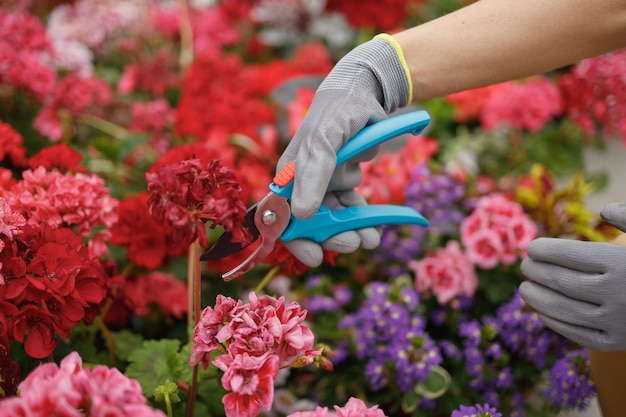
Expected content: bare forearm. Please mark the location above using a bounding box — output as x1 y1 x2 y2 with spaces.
394 0 626 101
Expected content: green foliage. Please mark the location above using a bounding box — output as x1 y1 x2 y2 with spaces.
126 339 187 397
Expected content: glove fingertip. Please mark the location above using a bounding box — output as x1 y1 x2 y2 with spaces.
600 202 626 233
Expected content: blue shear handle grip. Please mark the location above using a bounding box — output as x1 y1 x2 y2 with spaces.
269 110 431 198
336 110 430 166
279 205 429 242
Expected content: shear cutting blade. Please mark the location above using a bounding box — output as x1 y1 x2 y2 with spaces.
199 205 259 261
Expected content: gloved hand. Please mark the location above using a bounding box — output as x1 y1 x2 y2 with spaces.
277 34 413 267
519 202 626 351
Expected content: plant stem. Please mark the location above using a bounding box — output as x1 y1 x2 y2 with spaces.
76 114 129 139
254 265 280 294
178 0 194 69
165 391 174 417
186 239 201 417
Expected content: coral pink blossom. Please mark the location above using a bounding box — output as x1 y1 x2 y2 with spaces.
480 77 564 132
446 83 512 122
191 293 322 417
217 352 280 417
334 397 388 417
0 197 26 247
409 241 478 305
1 351 166 416
286 397 388 417
4 167 118 238
460 193 537 269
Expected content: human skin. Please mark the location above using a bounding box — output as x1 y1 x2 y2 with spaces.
393 0 626 102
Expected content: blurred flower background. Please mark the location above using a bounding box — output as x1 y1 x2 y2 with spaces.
1 1 625 416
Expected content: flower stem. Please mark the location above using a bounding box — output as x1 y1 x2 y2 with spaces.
76 113 129 139
165 391 174 417
186 239 201 417
254 265 280 294
178 0 194 69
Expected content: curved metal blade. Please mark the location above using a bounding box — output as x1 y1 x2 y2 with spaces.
199 205 259 261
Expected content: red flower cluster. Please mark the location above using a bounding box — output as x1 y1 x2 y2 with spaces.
325 0 416 30
28 143 86 173
1 224 107 359
146 158 251 248
175 42 332 155
0 121 28 168
109 193 188 269
559 49 626 144
123 271 188 319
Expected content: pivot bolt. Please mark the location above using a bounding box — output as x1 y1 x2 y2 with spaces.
261 210 277 226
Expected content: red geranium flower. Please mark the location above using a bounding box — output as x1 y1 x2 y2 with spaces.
146 158 251 248
28 143 86 173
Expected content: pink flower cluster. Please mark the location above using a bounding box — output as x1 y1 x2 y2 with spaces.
409 240 478 305
559 48 626 145
480 77 564 132
1 351 166 417
446 77 564 133
460 193 537 269
3 166 118 252
190 292 322 417
287 397 388 417
0 10 56 99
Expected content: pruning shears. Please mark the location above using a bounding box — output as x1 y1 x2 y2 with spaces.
200 110 431 280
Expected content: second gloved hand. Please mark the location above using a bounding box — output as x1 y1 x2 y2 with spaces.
520 202 626 351
277 34 412 267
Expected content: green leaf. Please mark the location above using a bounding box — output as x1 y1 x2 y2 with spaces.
110 329 145 363
125 339 185 396
416 366 451 399
118 133 149 160
401 390 421 414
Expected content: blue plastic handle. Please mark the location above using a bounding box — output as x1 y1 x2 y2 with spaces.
280 205 428 242
270 110 431 242
270 110 431 199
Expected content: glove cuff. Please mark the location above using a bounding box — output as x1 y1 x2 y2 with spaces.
374 33 413 105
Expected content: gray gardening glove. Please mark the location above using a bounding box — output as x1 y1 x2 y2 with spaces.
519 202 626 351
277 35 412 267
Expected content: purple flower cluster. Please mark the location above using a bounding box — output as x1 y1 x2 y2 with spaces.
450 403 502 417
544 349 595 411
304 274 352 314
373 164 466 277
494 292 569 368
340 281 442 393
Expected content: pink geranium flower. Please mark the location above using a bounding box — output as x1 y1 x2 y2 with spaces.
191 292 322 417
286 397 388 417
409 241 478 305
1 352 166 417
216 352 279 417
460 193 537 269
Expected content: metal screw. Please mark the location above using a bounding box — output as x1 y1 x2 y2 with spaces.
261 210 277 225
